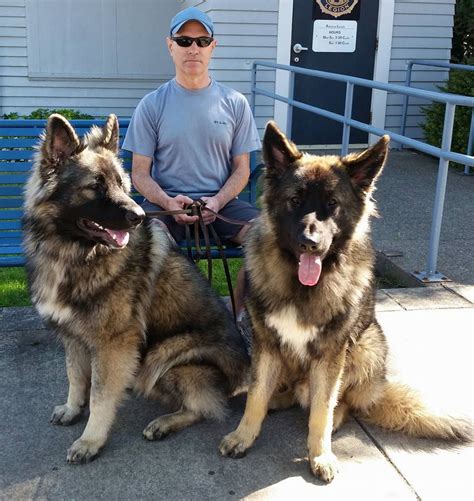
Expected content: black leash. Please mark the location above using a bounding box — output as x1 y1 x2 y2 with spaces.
146 200 250 321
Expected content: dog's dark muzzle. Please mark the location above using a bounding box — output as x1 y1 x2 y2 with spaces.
298 234 324 254
125 205 145 228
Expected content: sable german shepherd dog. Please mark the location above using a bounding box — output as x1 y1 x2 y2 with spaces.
23 114 249 464
219 121 471 482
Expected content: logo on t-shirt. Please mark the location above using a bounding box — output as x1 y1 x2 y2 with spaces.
214 120 228 125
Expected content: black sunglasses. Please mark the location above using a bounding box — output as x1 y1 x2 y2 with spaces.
171 36 214 48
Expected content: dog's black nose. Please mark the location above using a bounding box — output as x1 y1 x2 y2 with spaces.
299 236 321 253
126 207 145 226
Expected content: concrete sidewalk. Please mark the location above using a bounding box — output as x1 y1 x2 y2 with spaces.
1 149 473 499
1 286 473 500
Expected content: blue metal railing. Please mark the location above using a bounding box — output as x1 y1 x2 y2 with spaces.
250 60 474 283
400 60 474 175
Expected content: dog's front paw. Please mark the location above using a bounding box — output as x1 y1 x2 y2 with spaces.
50 404 83 426
309 452 339 483
219 430 254 458
66 438 101 464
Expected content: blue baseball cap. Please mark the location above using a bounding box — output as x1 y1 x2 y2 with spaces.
170 7 214 36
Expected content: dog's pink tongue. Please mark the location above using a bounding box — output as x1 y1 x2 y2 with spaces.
106 229 129 247
298 253 322 286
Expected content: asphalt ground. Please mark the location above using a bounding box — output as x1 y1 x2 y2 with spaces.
1 150 473 500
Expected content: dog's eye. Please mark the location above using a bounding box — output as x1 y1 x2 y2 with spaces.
290 196 301 206
327 198 338 208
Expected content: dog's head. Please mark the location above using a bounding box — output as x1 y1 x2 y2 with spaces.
262 121 389 286
26 114 145 249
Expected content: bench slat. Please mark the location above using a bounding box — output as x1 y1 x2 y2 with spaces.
0 162 33 172
0 256 25 266
0 245 23 254
0 174 29 184
0 187 23 196
0 139 39 148
0 151 35 160
0 128 46 137
0 210 23 220
0 198 23 208
0 233 22 243
0 221 21 230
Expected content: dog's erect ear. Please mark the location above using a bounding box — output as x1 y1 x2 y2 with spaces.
343 135 390 191
263 121 302 174
101 114 120 153
45 114 81 164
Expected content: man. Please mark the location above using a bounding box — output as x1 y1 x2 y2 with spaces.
123 7 261 315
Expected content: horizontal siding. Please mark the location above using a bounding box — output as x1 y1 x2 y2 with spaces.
0 0 458 146
0 0 277 128
392 26 452 38
193 0 278 138
0 1 174 118
394 2 454 14
387 0 455 141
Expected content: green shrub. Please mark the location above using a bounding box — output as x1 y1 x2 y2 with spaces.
3 108 94 120
421 70 474 160
452 0 473 64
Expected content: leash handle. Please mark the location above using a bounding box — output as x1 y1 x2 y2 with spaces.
145 199 251 227
146 199 239 322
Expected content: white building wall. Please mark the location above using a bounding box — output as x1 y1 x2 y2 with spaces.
0 0 456 143
0 0 178 118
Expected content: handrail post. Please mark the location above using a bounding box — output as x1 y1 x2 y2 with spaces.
250 62 257 173
464 110 474 175
399 60 413 150
341 82 354 156
286 70 295 140
250 62 257 117
413 103 456 282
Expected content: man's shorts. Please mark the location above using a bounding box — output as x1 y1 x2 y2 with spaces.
141 198 260 243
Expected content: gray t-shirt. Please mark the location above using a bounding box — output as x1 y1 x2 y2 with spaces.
122 78 261 199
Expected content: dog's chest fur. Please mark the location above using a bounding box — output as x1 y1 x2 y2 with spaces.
34 260 74 325
265 305 319 360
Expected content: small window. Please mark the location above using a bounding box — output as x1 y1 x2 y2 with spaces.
26 0 176 80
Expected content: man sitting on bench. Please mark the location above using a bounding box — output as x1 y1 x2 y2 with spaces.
122 7 261 317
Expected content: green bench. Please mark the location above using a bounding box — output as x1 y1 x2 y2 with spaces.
0 118 261 267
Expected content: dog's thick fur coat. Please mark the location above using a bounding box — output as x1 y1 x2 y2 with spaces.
219 121 471 482
23 114 249 463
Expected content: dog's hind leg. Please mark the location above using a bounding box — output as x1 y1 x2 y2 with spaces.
143 364 227 441
51 338 91 426
268 387 296 411
333 401 350 433
66 336 140 464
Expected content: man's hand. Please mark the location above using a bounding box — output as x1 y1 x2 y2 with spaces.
200 196 222 225
167 195 199 225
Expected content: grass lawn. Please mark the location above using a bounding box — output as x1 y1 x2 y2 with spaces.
0 259 243 308
0 259 405 308
0 267 31 307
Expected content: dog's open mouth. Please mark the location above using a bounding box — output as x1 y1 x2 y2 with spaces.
298 253 322 286
77 219 130 249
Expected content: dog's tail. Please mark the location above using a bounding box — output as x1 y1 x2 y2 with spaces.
359 382 472 442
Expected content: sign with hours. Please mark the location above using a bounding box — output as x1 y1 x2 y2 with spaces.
312 20 357 52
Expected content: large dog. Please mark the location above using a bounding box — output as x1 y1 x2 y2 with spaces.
220 121 471 482
23 114 249 464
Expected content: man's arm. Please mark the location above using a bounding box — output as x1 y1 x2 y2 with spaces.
200 152 250 224
131 153 198 224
